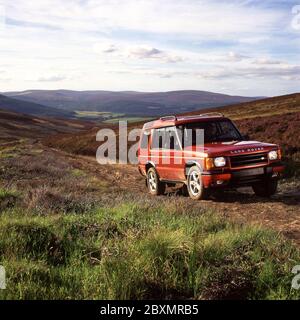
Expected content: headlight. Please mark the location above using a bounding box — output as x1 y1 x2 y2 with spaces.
268 150 278 161
214 157 226 167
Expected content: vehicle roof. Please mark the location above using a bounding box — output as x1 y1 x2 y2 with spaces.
143 113 230 130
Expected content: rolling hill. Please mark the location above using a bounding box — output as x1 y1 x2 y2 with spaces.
43 93 300 161
181 93 300 120
183 93 300 157
4 90 261 116
0 108 92 143
0 94 75 119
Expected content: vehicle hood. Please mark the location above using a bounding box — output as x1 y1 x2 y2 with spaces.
185 140 278 157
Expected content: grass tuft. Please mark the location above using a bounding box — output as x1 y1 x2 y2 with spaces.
0 202 299 300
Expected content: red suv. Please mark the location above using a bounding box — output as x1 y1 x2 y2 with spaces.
138 113 284 200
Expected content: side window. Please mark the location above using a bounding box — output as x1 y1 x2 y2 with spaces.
140 131 149 149
165 127 181 150
151 128 165 149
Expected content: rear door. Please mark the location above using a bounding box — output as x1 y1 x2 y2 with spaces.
162 126 184 181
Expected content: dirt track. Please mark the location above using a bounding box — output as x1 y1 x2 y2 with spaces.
56 148 300 247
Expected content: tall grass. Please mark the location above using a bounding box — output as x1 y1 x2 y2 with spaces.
0 202 299 300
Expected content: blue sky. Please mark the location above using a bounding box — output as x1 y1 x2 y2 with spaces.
0 0 299 96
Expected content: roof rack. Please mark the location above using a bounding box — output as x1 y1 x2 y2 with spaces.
160 115 177 121
160 113 224 122
177 112 224 120
199 112 224 117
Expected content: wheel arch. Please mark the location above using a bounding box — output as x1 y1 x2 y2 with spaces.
145 161 156 173
184 161 203 177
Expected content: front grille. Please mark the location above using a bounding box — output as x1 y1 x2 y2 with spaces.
231 175 264 186
230 152 268 168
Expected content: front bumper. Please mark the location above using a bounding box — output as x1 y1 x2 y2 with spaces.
202 163 284 188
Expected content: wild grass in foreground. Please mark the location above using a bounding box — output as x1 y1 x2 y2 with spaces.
0 200 299 300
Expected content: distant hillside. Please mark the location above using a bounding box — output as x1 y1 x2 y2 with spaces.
0 108 91 143
4 90 260 116
183 93 300 158
44 93 300 162
0 94 74 118
182 93 300 120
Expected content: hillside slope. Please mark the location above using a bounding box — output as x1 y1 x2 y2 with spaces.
0 94 74 118
182 93 300 120
0 108 92 143
183 93 300 155
4 90 260 116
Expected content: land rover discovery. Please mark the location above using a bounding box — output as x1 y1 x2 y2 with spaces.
138 113 284 200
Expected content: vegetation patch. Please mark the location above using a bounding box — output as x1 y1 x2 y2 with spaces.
0 203 299 300
0 188 19 211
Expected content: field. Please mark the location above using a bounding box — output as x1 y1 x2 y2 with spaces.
1 93 300 300
74 110 151 125
0 142 300 300
103 116 153 124
75 111 125 120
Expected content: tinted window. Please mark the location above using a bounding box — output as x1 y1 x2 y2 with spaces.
183 120 242 145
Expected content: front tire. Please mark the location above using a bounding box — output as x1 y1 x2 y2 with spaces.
252 179 278 197
186 166 209 200
147 168 166 196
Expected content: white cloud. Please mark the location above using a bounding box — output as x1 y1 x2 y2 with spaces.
195 64 300 80
5 0 285 39
127 45 184 63
129 46 163 59
227 52 250 62
93 43 118 54
253 58 283 65
38 75 67 82
93 43 185 63
0 0 298 96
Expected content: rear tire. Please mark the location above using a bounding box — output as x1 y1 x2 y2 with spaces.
252 179 278 197
147 167 166 196
186 166 209 200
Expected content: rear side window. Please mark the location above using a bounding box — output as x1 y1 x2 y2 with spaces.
151 128 165 149
165 127 181 150
151 127 181 150
140 132 149 149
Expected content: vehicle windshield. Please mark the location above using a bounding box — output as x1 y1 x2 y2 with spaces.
180 119 242 145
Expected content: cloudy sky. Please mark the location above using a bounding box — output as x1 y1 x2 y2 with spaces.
0 0 299 96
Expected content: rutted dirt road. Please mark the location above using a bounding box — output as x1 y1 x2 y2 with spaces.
57 147 300 247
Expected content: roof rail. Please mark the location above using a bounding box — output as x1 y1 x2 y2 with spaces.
178 112 224 120
199 112 224 117
160 115 177 121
